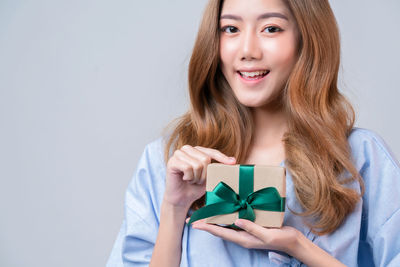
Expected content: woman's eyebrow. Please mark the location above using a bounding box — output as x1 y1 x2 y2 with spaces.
220 12 288 21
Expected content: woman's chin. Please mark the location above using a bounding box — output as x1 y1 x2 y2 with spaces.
236 97 267 108
237 97 285 111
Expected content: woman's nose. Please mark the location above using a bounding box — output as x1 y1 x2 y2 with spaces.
240 31 262 61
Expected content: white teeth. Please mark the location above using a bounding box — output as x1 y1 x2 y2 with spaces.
240 70 269 77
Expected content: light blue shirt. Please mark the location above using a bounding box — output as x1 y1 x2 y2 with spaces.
106 127 400 266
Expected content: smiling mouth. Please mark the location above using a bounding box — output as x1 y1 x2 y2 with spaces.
237 70 270 80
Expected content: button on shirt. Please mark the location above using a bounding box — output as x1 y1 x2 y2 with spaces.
106 127 400 267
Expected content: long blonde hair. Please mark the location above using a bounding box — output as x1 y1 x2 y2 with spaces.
163 0 364 235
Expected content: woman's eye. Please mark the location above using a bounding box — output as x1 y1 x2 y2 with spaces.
263 26 282 33
221 26 239 34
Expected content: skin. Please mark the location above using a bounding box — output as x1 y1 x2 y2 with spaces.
219 0 298 166
150 0 347 266
219 0 298 110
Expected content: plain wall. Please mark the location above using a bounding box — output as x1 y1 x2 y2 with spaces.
0 0 399 266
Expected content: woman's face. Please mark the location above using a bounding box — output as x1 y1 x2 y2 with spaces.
219 0 299 108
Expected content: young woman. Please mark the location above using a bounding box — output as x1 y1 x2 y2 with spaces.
107 0 400 266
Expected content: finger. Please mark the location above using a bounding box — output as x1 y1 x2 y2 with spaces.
181 145 211 165
234 219 268 238
192 221 263 248
185 216 203 224
176 149 204 184
194 146 236 165
189 218 207 226
181 145 210 184
172 151 195 182
192 221 236 235
191 222 228 237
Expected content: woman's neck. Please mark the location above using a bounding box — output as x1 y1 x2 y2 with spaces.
243 106 288 166
250 106 288 148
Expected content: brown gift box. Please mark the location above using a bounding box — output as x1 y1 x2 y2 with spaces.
204 163 286 228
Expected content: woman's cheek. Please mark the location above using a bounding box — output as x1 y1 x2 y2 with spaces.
263 37 297 72
220 39 239 62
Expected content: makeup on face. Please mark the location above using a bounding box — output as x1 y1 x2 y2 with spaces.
218 0 299 108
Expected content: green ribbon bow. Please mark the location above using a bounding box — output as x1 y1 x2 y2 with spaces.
188 165 285 225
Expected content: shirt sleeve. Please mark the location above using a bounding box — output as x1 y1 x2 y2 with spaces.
354 129 400 267
106 138 167 267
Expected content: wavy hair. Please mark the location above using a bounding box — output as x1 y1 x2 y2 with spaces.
163 0 364 235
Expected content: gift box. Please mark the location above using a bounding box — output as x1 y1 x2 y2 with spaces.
189 163 286 228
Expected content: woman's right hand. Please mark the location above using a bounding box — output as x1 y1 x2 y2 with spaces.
163 145 236 210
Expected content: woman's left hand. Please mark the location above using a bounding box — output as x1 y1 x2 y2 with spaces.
189 218 301 255
188 218 347 267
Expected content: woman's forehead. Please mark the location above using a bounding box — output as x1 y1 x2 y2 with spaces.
220 0 292 20
221 0 289 12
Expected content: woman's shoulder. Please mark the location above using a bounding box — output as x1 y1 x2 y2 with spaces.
140 136 168 166
348 129 400 264
128 137 167 191
348 126 390 148
347 127 400 170
126 137 168 210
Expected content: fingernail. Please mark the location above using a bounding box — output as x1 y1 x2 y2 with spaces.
229 157 236 162
234 219 243 227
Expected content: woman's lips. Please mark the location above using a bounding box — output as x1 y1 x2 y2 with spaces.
237 70 270 84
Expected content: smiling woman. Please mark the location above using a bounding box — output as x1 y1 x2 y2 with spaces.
106 0 400 266
219 1 299 109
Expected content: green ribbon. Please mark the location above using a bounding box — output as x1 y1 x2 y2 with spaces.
188 165 285 225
